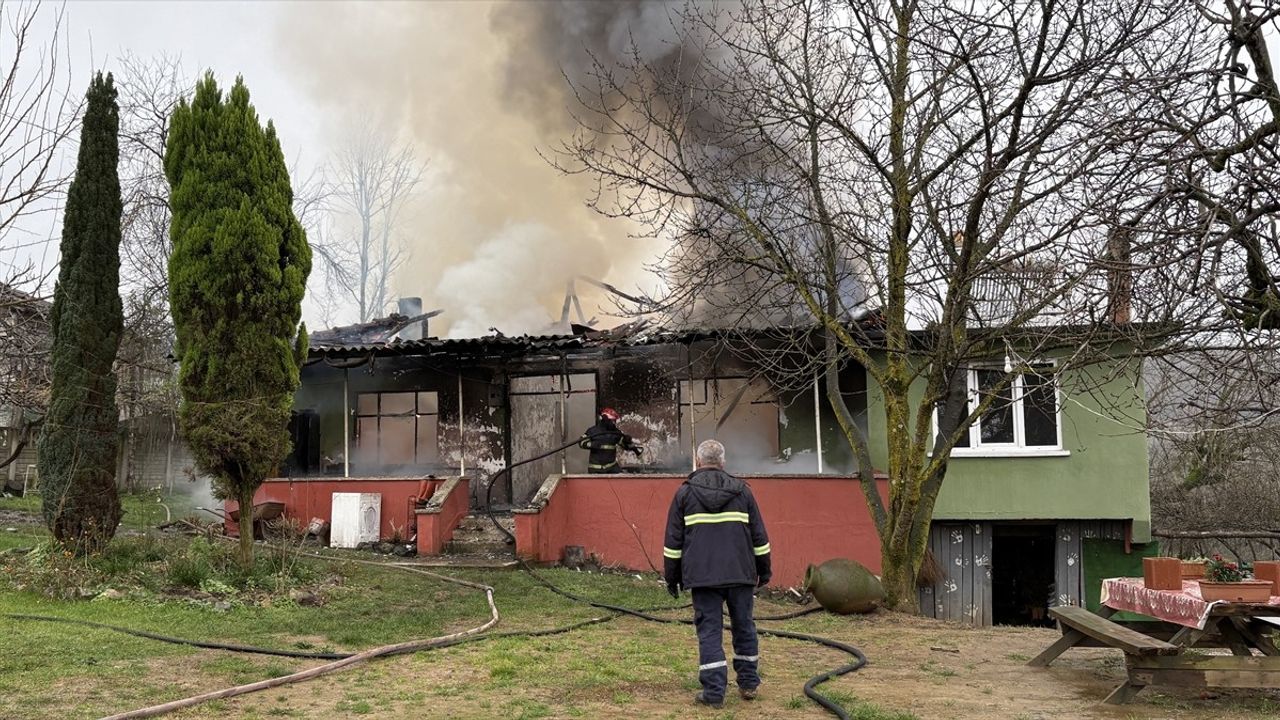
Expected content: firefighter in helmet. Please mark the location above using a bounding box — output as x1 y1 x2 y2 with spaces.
578 407 643 473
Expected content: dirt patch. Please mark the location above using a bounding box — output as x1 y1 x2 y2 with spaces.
143 610 1279 720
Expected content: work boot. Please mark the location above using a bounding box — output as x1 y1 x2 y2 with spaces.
694 692 724 709
739 686 758 701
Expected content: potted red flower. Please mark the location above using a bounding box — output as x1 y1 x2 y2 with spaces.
1197 554 1274 602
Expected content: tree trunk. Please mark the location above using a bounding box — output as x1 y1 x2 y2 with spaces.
881 536 921 612
163 415 175 493
237 484 255 568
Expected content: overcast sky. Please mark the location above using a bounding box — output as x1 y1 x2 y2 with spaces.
13 1 323 292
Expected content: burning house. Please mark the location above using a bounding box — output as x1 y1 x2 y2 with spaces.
231 301 1156 626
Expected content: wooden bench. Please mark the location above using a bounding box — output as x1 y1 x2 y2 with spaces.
1061 620 1228 649
1029 606 1280 704
1029 606 1179 668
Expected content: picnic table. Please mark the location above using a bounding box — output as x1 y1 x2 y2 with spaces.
1028 577 1280 703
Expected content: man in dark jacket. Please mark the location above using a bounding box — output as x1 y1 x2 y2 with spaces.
663 439 771 709
578 407 642 473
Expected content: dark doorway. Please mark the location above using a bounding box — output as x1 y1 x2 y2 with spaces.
992 524 1056 627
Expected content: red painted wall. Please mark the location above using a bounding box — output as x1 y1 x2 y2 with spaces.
514 474 888 588
416 479 471 555
225 477 439 541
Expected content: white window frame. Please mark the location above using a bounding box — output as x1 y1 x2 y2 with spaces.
933 361 1069 458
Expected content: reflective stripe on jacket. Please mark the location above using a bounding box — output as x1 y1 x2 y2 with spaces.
663 467 771 588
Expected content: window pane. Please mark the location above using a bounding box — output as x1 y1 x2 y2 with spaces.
416 414 439 463
356 393 378 415
1022 372 1058 446
381 392 415 415
679 379 707 405
380 417 415 465
355 418 378 466
417 391 438 414
976 369 1015 444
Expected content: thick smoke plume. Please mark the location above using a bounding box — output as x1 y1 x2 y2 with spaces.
277 1 705 337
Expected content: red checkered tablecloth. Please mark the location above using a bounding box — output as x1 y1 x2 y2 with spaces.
1101 577 1280 629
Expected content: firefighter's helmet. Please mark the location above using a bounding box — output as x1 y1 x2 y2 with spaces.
599 407 620 422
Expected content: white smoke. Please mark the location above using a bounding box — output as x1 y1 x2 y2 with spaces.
436 222 607 338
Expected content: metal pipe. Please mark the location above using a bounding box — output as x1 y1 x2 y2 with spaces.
559 372 567 475
687 344 696 472
457 372 466 476
814 374 824 474
343 369 350 478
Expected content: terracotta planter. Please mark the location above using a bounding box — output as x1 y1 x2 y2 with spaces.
1254 561 1280 595
1181 561 1207 579
1143 557 1182 590
1197 580 1274 603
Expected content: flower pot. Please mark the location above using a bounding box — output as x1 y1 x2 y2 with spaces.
1143 557 1182 590
1254 561 1280 595
1180 561 1207 579
1197 580 1274 603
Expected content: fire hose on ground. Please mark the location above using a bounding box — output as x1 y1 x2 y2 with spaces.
484 437 869 719
5 438 869 720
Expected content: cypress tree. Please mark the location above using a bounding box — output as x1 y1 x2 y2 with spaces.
38 73 125 553
165 74 311 567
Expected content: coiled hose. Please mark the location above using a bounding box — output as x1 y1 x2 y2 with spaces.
482 438 869 718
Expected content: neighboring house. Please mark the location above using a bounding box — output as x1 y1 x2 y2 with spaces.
910 359 1154 626
283 303 1154 626
0 283 191 497
0 285 51 494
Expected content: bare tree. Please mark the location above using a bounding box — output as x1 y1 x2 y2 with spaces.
1124 0 1280 331
1146 349 1280 531
0 1 75 246
115 51 188 308
0 1 75 442
554 0 1235 608
314 125 424 323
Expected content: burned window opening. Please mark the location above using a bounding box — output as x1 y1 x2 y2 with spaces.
679 377 781 469
354 390 440 469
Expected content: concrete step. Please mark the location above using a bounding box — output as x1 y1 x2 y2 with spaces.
443 539 513 556
451 514 515 544
402 556 518 569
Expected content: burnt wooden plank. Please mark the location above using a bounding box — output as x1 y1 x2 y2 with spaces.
1048 606 1179 655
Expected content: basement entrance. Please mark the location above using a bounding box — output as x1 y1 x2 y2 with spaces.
992 523 1057 627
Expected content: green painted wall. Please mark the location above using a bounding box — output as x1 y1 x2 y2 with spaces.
863 357 1153 541
1083 538 1161 615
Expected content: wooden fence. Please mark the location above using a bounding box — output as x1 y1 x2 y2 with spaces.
1152 530 1280 562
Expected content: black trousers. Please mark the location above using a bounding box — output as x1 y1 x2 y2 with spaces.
691 585 759 701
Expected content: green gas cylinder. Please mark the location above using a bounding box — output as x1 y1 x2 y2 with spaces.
803 558 885 614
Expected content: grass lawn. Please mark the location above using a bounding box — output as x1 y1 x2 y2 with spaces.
2 518 1279 719
0 490 202 532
